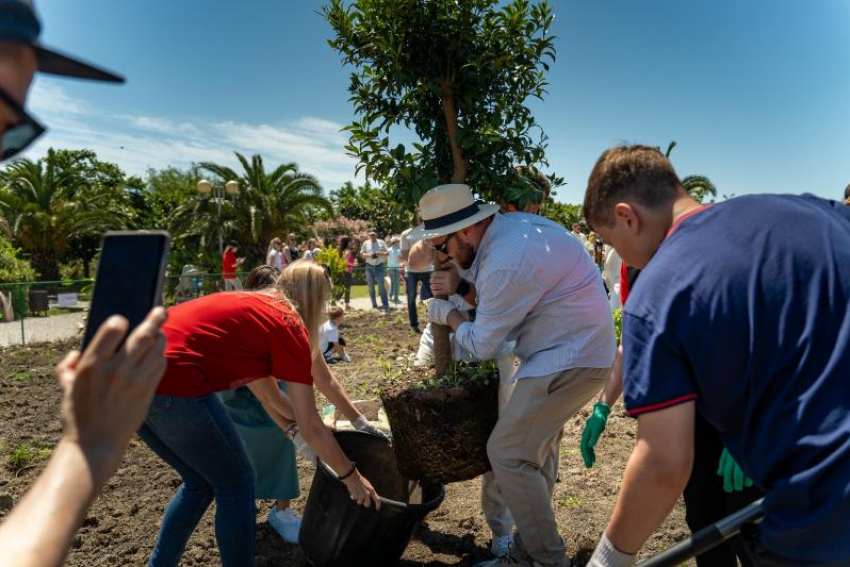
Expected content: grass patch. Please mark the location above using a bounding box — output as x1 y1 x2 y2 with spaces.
349 285 370 300
7 441 53 471
560 495 581 509
7 371 32 382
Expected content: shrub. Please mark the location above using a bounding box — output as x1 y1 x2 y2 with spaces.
0 237 36 284
314 247 346 303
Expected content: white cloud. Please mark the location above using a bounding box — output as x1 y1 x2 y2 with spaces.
23 81 361 190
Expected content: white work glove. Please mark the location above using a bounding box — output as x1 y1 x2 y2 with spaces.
286 426 317 466
352 415 391 441
425 298 457 326
587 533 635 567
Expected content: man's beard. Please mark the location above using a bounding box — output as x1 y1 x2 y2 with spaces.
454 239 476 269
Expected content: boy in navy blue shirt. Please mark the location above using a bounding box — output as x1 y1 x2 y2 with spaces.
583 145 850 566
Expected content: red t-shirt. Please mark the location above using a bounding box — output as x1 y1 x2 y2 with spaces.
222 249 237 279
157 292 313 397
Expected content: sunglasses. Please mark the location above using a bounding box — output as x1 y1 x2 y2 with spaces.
0 86 45 161
432 232 457 255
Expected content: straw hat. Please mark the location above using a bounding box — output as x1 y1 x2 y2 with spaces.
406 184 499 241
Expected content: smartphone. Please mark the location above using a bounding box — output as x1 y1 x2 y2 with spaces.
81 231 171 350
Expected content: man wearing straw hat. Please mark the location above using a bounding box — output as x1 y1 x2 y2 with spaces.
407 183 616 567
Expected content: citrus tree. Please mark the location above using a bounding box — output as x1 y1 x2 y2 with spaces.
326 0 559 375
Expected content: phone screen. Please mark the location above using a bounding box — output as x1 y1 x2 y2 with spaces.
81 232 170 350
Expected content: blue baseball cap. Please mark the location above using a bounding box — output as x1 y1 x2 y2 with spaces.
0 0 123 82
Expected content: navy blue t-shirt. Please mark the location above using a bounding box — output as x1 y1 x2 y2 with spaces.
622 194 850 563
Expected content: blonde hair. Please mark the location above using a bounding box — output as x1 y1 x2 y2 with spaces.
274 259 331 356
267 237 282 256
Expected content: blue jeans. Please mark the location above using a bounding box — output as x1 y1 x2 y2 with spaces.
138 394 257 567
365 263 389 309
405 270 432 329
388 267 401 302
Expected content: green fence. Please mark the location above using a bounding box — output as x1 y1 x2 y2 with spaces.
0 265 395 347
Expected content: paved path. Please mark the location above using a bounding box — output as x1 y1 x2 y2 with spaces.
0 311 85 348
0 296 407 348
344 296 407 312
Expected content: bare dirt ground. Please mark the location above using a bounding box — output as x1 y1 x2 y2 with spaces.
0 308 691 566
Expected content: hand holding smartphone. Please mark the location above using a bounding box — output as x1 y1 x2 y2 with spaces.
81 231 170 350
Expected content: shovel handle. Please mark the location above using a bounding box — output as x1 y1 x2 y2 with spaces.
637 498 764 567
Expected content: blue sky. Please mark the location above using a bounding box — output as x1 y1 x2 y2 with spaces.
26 0 850 204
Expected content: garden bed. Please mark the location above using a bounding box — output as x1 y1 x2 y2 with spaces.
0 309 692 565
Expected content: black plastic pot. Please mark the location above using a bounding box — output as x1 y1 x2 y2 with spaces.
299 430 445 567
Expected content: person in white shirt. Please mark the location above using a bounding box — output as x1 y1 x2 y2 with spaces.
359 230 389 310
602 244 622 312
408 184 616 567
320 306 350 363
387 236 402 304
266 237 284 270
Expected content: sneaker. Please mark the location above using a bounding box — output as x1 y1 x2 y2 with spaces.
341 354 352 363
491 534 513 558
410 326 421 334
267 506 301 544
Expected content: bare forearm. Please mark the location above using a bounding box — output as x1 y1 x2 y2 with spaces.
247 378 296 422
446 309 464 332
0 440 112 567
606 442 691 553
287 384 353 474
599 345 624 407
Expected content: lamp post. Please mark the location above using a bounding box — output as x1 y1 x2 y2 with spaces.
197 179 240 255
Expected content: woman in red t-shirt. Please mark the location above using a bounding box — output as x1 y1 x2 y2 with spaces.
137 261 380 566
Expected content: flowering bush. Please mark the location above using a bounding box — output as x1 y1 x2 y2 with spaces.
311 217 370 246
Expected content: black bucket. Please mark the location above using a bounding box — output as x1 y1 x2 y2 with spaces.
299 430 445 567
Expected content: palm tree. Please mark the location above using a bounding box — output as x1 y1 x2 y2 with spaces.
0 150 129 280
681 175 717 204
169 152 334 266
665 141 718 204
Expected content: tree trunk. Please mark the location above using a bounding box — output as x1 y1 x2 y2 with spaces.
432 256 453 378
432 76 469 378
439 77 468 183
32 249 60 282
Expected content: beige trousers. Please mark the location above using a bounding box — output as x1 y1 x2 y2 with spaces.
487 366 608 567
481 351 519 536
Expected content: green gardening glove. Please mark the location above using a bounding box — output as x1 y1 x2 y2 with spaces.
717 448 754 493
580 402 611 468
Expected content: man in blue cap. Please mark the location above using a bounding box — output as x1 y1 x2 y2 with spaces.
0 0 122 159
0 3 169 567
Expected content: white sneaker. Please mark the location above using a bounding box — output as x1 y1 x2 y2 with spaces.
342 354 352 363
490 534 513 558
267 506 301 544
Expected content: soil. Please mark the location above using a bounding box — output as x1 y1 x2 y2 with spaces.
381 366 499 484
0 309 692 566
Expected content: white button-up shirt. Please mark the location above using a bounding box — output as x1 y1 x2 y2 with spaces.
454 213 616 380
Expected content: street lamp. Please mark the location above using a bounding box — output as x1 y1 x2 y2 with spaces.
197 179 240 255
